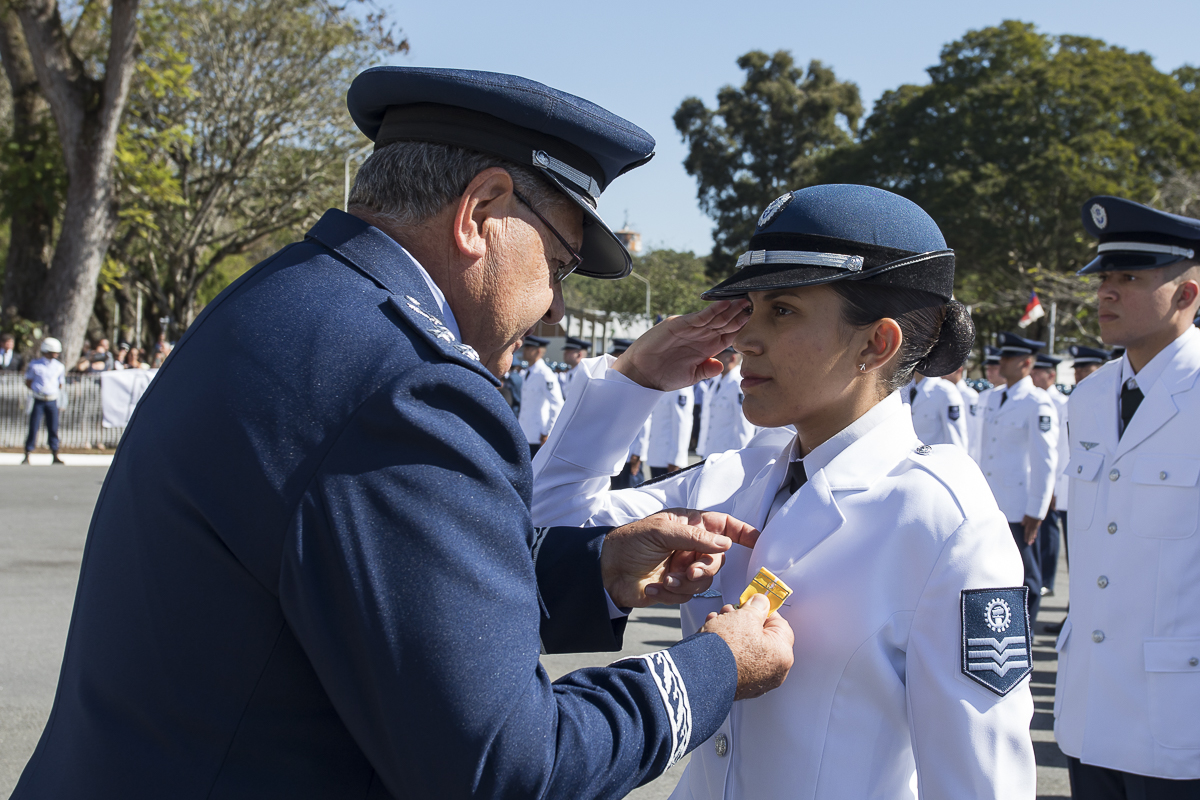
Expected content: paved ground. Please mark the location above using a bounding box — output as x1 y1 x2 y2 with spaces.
1 465 1071 798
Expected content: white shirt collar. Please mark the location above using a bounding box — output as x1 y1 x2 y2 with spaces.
404 245 461 342
793 391 904 476
1119 325 1199 393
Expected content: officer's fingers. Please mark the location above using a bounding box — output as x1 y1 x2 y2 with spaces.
695 358 724 382
648 518 733 556
739 592 771 622
763 613 796 649
693 512 760 549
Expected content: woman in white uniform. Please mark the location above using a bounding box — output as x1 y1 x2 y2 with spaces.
532 185 1035 799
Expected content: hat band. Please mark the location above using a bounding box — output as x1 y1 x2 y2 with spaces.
734 250 864 271
1098 241 1195 259
534 151 600 202
1000 347 1035 355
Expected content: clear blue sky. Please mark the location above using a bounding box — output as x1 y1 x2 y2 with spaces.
378 0 1199 256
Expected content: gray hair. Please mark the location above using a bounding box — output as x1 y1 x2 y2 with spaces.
347 141 566 228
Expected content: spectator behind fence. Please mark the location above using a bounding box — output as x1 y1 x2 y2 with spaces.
112 342 131 369
23 337 66 465
151 333 171 368
1 333 23 371
126 346 150 370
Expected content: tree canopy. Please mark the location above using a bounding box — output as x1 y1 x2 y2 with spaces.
564 248 713 322
674 50 861 275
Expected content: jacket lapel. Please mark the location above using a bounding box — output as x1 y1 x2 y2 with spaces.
1114 337 1200 463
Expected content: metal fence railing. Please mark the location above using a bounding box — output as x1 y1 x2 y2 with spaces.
0 373 124 450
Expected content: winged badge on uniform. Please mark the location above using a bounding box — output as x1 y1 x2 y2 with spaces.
960 587 1033 696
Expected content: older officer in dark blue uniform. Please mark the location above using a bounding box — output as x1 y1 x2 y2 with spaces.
12 68 793 800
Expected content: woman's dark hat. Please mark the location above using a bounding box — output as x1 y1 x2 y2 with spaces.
1078 196 1200 275
347 67 656 280
702 185 956 301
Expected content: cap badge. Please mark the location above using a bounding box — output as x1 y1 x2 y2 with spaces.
757 192 793 229
1091 203 1108 230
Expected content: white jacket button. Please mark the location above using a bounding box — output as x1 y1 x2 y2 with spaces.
1160 471 1169 480
715 733 729 757
1109 469 1120 481
1190 657 1199 667
1097 576 1109 588
1092 630 1105 643
1107 522 1117 534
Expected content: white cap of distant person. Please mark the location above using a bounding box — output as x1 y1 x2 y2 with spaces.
41 337 62 354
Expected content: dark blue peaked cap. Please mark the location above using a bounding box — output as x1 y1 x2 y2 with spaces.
609 337 633 355
703 185 956 301
1069 345 1112 364
1034 353 1063 369
1079 196 1200 275
347 67 656 280
562 336 590 350
998 332 1045 357
984 346 1001 364
523 335 550 347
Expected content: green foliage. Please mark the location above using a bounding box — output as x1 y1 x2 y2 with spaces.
818 21 1200 343
564 248 713 322
0 115 66 222
674 51 862 276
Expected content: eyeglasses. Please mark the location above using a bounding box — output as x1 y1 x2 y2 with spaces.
512 190 582 283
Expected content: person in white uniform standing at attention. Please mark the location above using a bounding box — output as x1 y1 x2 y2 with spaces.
902 372 969 449
532 184 1035 800
979 332 1058 624
648 386 694 479
517 334 564 457
1030 353 1069 599
969 347 1001 463
559 336 590 397
696 347 756 457
1055 195 1200 799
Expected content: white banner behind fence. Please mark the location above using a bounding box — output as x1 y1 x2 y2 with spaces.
99 369 158 428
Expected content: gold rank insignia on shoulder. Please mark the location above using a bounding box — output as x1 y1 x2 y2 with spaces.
736 567 792 614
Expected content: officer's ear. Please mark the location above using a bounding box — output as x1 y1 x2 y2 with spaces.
858 317 903 374
452 167 516 261
1172 262 1200 314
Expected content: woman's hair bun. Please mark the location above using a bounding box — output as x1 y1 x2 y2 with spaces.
915 300 975 377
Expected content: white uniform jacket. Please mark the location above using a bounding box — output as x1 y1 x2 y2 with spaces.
1055 327 1200 779
904 377 969 450
561 363 586 399
1046 386 1070 504
957 379 981 457
532 357 1035 800
970 385 995 465
518 358 565 445
697 365 757 457
648 387 694 469
979 377 1058 523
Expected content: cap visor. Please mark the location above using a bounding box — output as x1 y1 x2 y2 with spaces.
1077 251 1187 275
536 168 632 280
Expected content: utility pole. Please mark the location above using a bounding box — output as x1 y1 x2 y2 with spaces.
629 271 651 318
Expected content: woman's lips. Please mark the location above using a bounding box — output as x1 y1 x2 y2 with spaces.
740 372 771 388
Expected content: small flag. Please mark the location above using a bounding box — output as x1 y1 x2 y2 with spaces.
1017 292 1044 329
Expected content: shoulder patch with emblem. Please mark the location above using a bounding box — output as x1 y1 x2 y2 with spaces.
969 404 978 416
678 394 687 408
1038 415 1052 432
961 587 1032 696
948 405 960 421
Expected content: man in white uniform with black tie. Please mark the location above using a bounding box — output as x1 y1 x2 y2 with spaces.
1031 353 1069 599
979 332 1058 624
1055 195 1200 799
517 334 564 457
696 347 756 457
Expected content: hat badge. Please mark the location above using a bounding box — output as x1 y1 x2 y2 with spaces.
984 598 1013 633
757 192 793 229
1090 203 1108 230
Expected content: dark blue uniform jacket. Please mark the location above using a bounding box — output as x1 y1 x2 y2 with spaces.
12 211 735 799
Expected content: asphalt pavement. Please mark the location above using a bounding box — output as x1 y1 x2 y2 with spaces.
1 465 1070 798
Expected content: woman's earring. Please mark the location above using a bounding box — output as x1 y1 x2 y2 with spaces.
859 364 867 372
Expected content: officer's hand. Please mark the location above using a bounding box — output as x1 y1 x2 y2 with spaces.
613 300 749 391
602 509 759 608
701 594 795 700
1022 515 1040 545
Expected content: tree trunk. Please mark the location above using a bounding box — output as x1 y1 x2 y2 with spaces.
0 5 53 325
16 0 139 362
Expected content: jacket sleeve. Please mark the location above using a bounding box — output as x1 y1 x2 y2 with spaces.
278 363 737 799
906 512 1037 800
532 356 702 527
1025 398 1058 519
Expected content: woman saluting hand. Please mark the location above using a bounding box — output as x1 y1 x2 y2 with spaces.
532 184 1036 800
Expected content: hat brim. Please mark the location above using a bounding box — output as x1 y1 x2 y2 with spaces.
701 264 849 300
536 168 631 280
1077 251 1189 275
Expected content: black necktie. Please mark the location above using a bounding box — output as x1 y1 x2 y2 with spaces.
999 390 1008 408
909 386 917 403
1120 379 1144 437
787 460 808 495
